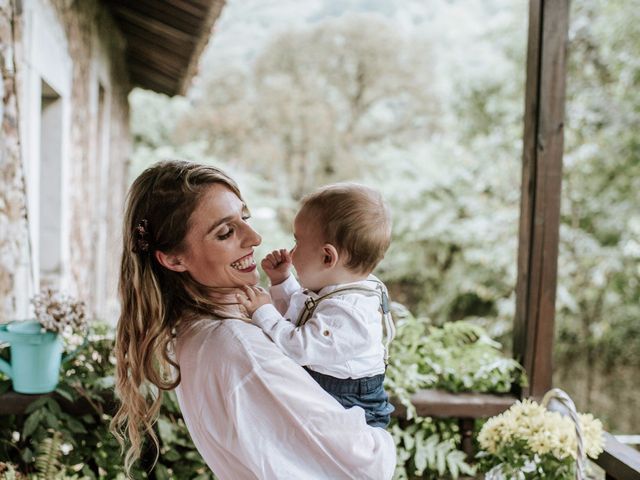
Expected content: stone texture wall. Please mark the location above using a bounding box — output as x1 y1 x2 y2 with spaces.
0 0 29 321
51 0 130 322
0 0 130 322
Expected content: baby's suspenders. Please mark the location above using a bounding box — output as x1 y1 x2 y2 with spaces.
295 276 396 365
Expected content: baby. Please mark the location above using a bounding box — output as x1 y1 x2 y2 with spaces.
238 183 395 428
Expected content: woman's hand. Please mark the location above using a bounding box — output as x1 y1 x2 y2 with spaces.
237 285 272 317
261 249 292 286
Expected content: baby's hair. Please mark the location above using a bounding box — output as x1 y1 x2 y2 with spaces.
299 183 391 274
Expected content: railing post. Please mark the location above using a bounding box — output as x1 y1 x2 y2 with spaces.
458 417 475 462
513 0 570 399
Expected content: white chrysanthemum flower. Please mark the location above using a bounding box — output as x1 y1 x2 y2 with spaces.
478 398 605 468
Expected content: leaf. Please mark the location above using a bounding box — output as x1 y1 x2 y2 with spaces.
21 446 34 463
55 385 75 402
44 410 60 429
413 439 428 474
25 397 51 414
435 440 453 475
446 449 469 479
157 417 176 445
23 409 44 438
425 434 439 468
66 417 88 434
448 455 460 479
154 463 171 480
163 449 181 462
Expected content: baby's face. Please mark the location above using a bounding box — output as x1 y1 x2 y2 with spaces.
290 212 329 291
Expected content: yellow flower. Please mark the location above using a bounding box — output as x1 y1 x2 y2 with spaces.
478 399 605 463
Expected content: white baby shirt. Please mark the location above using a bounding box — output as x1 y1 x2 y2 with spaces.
252 275 387 379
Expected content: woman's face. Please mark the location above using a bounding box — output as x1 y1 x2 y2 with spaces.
176 184 262 288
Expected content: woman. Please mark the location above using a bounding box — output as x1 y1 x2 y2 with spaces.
110 160 396 479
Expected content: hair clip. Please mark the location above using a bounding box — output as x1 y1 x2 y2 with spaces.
133 219 151 253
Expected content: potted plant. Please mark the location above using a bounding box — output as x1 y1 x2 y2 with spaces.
0 288 88 394
477 389 604 480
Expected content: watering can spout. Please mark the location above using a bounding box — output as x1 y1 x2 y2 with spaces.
0 324 13 379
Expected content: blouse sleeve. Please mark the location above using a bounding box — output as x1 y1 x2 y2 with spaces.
225 340 396 479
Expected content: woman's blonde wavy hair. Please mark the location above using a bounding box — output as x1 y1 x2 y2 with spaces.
110 160 246 476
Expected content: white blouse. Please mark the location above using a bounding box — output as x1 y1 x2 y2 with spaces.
174 318 396 480
252 275 387 379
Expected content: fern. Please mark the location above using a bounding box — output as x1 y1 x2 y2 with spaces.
387 304 526 478
34 430 63 479
392 421 476 479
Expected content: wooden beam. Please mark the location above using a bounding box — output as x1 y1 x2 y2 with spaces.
392 389 518 418
595 433 640 480
110 4 195 44
0 390 117 416
128 62 179 94
178 0 226 95
107 0 207 33
127 42 187 77
113 20 194 54
514 0 570 399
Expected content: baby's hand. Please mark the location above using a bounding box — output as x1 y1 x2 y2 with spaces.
237 285 272 317
261 249 292 286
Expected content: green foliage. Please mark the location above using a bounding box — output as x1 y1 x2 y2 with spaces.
0 324 213 480
386 304 526 478
386 304 525 419
33 431 71 480
391 420 475 480
0 312 524 479
476 442 576 480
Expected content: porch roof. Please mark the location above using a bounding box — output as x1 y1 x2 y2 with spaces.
103 0 225 96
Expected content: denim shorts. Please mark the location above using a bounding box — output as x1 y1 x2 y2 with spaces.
304 367 394 428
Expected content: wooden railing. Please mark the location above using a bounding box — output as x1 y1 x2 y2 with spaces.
394 389 640 480
2 388 640 479
597 433 640 480
392 389 519 461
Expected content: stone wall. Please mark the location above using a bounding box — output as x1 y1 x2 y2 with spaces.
0 0 30 320
51 0 130 322
0 0 130 322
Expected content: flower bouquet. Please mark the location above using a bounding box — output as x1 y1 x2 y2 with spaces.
31 288 88 343
477 390 604 480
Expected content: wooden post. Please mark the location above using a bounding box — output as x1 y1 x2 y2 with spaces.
513 0 570 399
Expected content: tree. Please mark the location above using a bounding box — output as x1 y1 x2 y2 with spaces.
177 13 438 199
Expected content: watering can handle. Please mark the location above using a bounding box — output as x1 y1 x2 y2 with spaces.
0 324 13 379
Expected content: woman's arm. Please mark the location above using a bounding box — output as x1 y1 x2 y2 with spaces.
226 324 396 479
176 319 396 480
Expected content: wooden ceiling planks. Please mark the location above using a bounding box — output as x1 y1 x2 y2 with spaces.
103 0 225 96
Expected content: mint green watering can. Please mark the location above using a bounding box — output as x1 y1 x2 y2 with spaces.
0 320 71 394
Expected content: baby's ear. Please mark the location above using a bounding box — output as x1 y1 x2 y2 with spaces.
322 244 339 268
